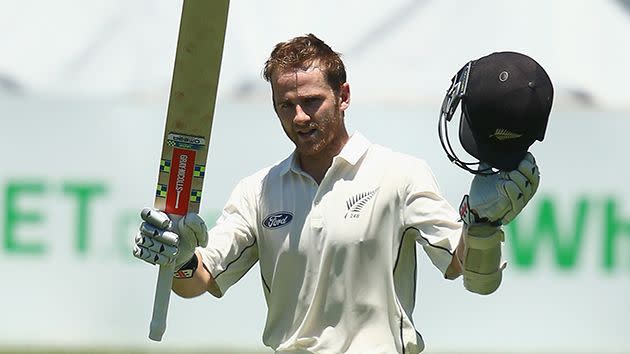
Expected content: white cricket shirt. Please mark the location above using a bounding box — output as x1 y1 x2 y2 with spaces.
199 132 463 354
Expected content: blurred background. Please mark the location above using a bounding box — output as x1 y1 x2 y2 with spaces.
1 0 629 353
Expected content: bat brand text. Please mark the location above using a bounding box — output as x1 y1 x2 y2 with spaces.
174 154 188 208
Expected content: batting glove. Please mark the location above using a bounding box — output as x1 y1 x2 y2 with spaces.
460 152 540 225
133 208 208 271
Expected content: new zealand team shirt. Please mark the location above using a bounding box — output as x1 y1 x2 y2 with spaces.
198 132 463 354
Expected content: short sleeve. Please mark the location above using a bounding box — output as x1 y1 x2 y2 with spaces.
198 178 259 295
401 159 463 276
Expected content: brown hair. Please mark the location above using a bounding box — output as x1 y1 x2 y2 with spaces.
263 34 347 94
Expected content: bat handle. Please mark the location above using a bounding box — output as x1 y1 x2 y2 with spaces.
149 263 175 341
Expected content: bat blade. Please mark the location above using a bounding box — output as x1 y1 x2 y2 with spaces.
149 0 230 341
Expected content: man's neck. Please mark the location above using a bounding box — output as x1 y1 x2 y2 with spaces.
299 155 332 185
298 132 349 184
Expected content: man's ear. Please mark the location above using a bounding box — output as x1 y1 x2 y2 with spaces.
339 82 350 111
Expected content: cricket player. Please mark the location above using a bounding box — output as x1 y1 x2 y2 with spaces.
134 34 547 353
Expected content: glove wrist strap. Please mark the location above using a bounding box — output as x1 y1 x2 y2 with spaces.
173 253 198 279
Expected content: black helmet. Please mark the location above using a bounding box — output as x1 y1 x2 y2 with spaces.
438 51 554 174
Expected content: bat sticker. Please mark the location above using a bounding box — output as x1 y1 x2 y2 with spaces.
166 132 206 150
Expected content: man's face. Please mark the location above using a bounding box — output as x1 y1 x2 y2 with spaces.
271 66 350 160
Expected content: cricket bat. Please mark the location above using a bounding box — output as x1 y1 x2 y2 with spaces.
148 0 230 341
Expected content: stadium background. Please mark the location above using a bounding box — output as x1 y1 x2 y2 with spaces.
1 0 629 353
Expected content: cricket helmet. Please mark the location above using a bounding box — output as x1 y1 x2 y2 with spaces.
438 51 554 174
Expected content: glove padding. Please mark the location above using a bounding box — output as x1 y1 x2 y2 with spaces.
460 152 540 225
133 208 208 270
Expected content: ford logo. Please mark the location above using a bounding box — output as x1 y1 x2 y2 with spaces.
262 212 293 229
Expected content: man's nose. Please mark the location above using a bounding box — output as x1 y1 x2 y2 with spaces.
293 104 311 124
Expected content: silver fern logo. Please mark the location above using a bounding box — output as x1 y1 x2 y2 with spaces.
345 188 379 219
489 129 523 141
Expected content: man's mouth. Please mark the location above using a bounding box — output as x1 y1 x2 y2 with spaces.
297 128 317 139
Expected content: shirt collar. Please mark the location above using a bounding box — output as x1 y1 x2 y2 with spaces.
279 132 371 176
278 151 302 176
336 131 370 166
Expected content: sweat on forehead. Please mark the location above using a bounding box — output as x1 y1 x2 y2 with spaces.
271 67 332 90
272 73 333 101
